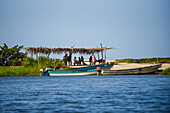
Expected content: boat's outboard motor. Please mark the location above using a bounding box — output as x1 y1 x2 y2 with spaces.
96 67 102 76
40 69 44 76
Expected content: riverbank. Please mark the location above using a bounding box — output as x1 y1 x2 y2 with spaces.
1 59 170 76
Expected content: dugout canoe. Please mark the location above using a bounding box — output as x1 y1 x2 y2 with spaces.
101 63 162 75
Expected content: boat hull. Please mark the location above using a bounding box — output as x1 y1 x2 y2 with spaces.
66 64 105 71
48 64 113 76
49 71 97 76
101 63 162 75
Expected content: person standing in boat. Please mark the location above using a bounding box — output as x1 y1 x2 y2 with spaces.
78 57 81 65
63 54 68 66
68 54 72 66
92 55 96 65
89 56 92 65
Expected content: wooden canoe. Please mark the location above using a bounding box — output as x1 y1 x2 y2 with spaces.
101 63 162 75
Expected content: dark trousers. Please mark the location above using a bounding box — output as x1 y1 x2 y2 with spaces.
64 61 67 65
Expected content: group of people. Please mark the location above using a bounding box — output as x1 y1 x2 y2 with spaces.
73 55 97 66
73 56 84 66
63 54 102 66
63 54 72 66
89 55 96 65
63 54 85 66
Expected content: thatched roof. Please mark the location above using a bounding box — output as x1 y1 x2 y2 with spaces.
24 47 112 55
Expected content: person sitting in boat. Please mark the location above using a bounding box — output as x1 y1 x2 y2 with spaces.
54 66 60 70
92 55 96 65
101 60 104 64
73 57 78 66
80 56 84 65
54 66 64 70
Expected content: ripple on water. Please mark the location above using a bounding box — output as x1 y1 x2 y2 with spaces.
0 75 170 112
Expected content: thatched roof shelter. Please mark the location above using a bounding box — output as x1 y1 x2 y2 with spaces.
24 46 114 62
24 47 112 55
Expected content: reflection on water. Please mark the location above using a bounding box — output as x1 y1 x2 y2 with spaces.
0 75 170 112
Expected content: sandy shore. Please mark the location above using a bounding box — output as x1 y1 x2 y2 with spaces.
80 60 170 71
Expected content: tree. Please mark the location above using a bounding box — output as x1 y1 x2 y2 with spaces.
0 43 26 66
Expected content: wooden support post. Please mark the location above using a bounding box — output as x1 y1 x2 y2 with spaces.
104 48 106 63
36 53 38 59
31 51 33 57
70 46 74 65
100 43 103 60
70 52 72 65
101 50 103 60
25 50 28 56
97 46 100 60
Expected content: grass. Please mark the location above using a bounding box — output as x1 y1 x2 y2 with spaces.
0 65 71 77
0 56 67 77
160 68 170 75
0 66 40 76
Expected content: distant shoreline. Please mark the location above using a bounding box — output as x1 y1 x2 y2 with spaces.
1 57 170 76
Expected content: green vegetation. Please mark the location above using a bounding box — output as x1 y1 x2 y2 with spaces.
115 57 170 64
0 43 26 66
22 56 66 70
0 43 169 76
0 56 66 76
160 68 170 75
0 43 66 76
0 66 39 76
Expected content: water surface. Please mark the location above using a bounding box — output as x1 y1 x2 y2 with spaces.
0 75 170 112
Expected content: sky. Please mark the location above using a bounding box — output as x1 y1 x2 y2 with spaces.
0 0 170 60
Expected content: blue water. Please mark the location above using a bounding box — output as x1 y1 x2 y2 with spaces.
0 75 170 113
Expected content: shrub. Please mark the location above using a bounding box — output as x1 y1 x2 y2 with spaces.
160 68 170 75
22 57 38 67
